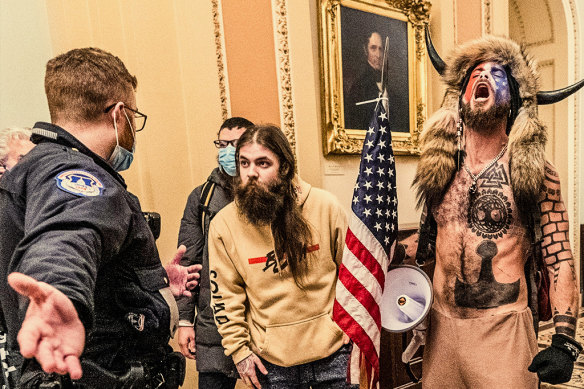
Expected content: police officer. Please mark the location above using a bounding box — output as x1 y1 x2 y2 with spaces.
0 47 192 388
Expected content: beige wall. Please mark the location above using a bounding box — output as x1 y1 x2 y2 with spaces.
0 0 52 127
222 0 280 124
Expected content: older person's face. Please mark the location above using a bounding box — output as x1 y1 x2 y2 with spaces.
0 137 34 177
366 32 383 71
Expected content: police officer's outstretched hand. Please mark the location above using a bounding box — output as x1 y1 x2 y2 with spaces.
165 245 202 297
8 272 85 380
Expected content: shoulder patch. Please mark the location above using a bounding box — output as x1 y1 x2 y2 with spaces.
55 170 104 197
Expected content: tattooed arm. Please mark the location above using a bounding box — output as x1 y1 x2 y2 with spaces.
538 162 579 338
528 163 581 384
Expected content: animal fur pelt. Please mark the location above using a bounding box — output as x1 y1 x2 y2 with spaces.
413 35 547 215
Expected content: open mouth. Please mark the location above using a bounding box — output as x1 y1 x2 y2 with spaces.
474 84 490 100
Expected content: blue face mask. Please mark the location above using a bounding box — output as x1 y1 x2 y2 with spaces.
109 143 135 172
108 110 135 172
218 145 237 176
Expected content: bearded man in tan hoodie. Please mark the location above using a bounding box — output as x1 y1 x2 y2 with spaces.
208 125 357 389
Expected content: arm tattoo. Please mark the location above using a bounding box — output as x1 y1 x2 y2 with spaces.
553 308 577 338
539 165 575 289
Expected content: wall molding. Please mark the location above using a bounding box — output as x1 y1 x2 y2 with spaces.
272 0 297 154
212 0 230 120
482 0 492 35
510 0 555 47
568 0 580 263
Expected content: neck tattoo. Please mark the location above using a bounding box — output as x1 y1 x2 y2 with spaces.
463 144 508 196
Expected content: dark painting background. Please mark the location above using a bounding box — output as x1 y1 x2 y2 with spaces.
341 6 410 133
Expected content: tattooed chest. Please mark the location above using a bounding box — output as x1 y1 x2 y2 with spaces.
435 162 520 238
434 162 528 310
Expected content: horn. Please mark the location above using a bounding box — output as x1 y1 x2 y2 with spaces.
537 78 584 105
425 24 445 75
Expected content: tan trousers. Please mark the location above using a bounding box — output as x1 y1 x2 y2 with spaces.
422 307 539 389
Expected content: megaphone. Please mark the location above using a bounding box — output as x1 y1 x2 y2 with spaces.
380 265 433 333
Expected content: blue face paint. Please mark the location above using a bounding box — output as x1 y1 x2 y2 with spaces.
463 62 510 107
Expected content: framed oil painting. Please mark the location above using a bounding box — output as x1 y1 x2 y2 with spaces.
319 0 431 155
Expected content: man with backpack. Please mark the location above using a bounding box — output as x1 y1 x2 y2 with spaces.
176 117 253 389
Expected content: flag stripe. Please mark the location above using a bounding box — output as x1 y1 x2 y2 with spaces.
333 300 379 369
335 279 380 352
345 228 385 288
337 263 381 332
348 213 389 269
341 246 383 303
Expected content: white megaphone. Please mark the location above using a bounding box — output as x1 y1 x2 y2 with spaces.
380 265 433 333
380 265 433 371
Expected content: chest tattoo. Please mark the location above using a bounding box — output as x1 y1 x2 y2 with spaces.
454 240 520 309
468 189 512 239
480 163 509 189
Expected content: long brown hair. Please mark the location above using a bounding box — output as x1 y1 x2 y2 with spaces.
236 125 313 286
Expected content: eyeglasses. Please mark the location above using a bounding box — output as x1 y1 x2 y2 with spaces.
104 103 148 132
213 139 239 148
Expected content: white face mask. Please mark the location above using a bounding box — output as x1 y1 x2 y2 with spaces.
108 109 136 172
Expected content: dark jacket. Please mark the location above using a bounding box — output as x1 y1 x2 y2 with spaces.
176 167 237 377
345 64 382 130
0 123 176 372
345 63 410 133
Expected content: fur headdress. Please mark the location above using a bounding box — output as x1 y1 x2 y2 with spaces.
413 35 547 215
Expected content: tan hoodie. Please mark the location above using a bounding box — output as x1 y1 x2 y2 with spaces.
208 177 348 366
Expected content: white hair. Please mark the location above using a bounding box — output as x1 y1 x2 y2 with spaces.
0 127 32 160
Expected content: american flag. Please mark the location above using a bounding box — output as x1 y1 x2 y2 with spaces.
333 100 397 388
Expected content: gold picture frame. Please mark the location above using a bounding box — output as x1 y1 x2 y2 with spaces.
319 0 431 155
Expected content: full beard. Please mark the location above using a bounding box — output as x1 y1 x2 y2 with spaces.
235 178 287 226
461 101 510 132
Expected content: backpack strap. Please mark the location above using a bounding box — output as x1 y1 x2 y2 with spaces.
199 180 216 234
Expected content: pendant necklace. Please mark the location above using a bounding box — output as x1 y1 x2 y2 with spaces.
463 144 508 196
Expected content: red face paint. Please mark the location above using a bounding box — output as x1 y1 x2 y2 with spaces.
463 62 511 107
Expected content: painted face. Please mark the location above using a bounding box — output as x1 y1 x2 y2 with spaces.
462 62 511 109
238 142 280 186
366 32 383 71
